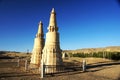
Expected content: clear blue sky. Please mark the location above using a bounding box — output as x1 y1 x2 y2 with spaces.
0 0 120 52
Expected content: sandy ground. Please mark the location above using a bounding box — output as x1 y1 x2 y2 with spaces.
0 57 120 80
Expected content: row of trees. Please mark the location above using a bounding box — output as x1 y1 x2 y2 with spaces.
68 52 120 60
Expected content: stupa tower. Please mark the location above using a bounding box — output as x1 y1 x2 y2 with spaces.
30 21 44 66
42 8 63 66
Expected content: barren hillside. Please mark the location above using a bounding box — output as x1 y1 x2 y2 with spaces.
63 46 120 54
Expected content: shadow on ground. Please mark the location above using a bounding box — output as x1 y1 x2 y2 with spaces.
87 61 120 69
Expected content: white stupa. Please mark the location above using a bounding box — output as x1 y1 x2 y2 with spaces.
42 8 63 66
30 21 44 67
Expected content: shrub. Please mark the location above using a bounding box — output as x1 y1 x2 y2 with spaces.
72 51 120 60
111 52 120 60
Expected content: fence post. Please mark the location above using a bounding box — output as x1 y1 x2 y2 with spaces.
17 59 20 67
41 60 45 78
82 60 86 72
25 60 27 71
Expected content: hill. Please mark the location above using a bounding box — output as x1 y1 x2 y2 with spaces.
63 46 120 54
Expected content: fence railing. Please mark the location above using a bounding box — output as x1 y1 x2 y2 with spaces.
0 59 29 71
41 60 86 78
44 65 83 74
44 65 65 74
0 59 87 78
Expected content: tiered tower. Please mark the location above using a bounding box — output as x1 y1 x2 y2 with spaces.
30 21 44 66
42 8 63 66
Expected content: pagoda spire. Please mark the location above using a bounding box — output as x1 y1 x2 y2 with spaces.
48 8 58 32
30 20 44 66
38 21 43 33
36 21 44 37
42 8 63 72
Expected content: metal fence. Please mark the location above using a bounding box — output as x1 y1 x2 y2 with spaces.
0 59 86 78
0 59 18 68
41 60 86 78
44 64 82 74
0 59 28 71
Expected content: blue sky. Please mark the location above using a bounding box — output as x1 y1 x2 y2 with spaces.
0 0 120 52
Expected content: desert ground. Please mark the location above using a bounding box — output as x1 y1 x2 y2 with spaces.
0 53 120 80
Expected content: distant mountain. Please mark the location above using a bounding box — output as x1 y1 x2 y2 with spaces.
63 46 120 54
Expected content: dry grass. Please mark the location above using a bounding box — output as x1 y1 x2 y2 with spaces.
63 57 112 64
0 53 120 80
